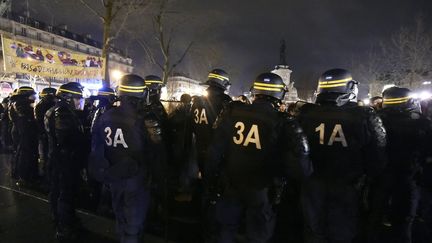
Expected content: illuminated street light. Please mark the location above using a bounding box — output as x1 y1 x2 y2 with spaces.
382 84 395 92
111 70 123 80
362 98 370 105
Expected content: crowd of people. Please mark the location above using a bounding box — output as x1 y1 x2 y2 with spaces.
0 67 431 243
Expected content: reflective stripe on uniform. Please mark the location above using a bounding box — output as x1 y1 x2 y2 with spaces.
119 84 146 89
145 80 163 84
318 78 352 85
58 88 82 95
253 86 282 92
118 87 144 93
98 91 115 96
208 73 229 81
383 96 410 104
318 83 348 88
253 82 285 88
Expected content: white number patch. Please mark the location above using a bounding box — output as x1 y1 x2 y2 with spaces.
315 123 348 147
194 108 209 124
232 122 262 149
104 127 129 148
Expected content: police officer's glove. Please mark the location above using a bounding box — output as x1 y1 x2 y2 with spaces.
268 177 286 205
81 169 88 182
88 152 110 183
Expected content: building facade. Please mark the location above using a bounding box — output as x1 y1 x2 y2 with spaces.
271 64 299 103
163 75 205 101
0 10 133 96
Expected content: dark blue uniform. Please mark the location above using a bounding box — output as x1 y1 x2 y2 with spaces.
376 107 432 243
191 88 232 172
0 97 12 150
90 97 165 243
12 96 38 182
208 100 312 243
297 102 387 243
45 101 86 231
35 95 56 178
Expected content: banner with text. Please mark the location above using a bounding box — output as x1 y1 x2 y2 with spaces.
2 35 105 79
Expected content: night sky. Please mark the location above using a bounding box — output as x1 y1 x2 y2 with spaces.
13 0 432 97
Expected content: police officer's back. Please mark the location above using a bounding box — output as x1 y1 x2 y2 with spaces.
297 69 387 243
0 96 12 150
374 87 432 243
34 87 57 177
207 73 311 243
44 82 86 240
35 87 57 133
191 69 232 171
90 74 166 243
90 87 117 132
11 86 38 184
144 75 168 123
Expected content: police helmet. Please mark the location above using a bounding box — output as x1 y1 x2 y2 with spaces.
17 86 36 96
316 68 358 103
144 75 164 91
57 82 84 99
39 87 57 98
97 87 116 97
117 74 147 98
251 72 287 100
201 69 231 91
382 86 417 110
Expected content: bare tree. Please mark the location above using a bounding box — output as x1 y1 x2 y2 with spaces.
351 46 386 96
79 0 150 85
354 17 432 96
136 0 193 84
381 17 432 89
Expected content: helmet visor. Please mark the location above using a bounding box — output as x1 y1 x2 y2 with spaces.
73 97 85 111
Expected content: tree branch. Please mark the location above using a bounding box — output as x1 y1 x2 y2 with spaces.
79 0 105 22
170 41 193 71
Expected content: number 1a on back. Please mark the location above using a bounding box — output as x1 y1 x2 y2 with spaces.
315 123 348 147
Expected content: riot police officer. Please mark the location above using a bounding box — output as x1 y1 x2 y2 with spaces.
144 75 168 123
0 96 12 151
34 87 57 179
207 72 312 243
297 68 387 242
191 69 232 173
90 87 117 132
11 86 38 186
372 87 432 243
88 87 117 213
45 82 86 240
89 74 166 243
190 69 232 241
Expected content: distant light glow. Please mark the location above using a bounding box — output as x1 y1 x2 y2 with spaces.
363 98 370 105
81 82 103 90
111 70 123 80
411 91 432 100
160 87 168 100
419 91 431 100
422 81 431 85
382 84 395 92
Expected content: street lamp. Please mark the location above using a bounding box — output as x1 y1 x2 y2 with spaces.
111 69 123 80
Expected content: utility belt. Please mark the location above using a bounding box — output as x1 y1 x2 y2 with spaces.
207 175 286 206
